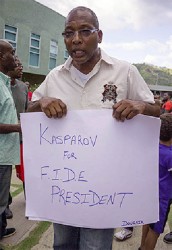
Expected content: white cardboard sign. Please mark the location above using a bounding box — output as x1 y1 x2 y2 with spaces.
21 110 160 228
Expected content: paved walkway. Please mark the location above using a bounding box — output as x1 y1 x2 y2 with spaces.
31 223 171 250
0 168 171 249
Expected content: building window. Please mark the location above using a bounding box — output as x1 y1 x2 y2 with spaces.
64 49 69 60
4 25 17 49
29 33 40 67
49 40 58 70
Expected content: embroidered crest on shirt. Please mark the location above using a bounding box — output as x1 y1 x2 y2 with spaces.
101 83 117 103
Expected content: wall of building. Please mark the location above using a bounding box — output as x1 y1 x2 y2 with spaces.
0 0 66 84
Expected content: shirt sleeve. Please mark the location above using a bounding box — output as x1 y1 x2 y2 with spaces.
32 78 47 101
127 65 155 103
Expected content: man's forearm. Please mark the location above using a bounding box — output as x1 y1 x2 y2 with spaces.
0 124 21 134
27 100 42 112
143 100 160 117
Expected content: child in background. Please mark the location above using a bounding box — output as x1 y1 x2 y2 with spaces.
25 81 32 101
139 113 172 250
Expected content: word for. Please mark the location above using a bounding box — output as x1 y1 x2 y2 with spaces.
51 185 133 207
40 123 98 147
121 220 144 226
63 151 77 160
41 166 88 183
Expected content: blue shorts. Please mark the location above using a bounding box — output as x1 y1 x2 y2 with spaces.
149 199 172 234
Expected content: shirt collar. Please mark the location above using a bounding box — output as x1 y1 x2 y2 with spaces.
61 48 114 72
100 49 114 65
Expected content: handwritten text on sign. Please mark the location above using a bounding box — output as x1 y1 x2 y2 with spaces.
21 110 160 228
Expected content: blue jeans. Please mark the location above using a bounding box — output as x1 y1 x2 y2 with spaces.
53 223 114 250
0 165 12 239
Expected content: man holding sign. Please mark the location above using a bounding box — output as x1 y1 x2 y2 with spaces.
28 6 160 250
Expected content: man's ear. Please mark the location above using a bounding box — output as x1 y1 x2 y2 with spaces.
97 30 103 44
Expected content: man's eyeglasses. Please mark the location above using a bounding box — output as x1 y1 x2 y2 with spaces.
62 28 99 39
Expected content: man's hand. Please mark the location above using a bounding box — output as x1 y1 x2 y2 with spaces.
112 100 146 121
39 97 67 118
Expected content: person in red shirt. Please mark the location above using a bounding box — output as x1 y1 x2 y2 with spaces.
161 92 172 113
25 81 32 101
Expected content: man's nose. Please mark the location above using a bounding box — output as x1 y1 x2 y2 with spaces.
72 31 82 43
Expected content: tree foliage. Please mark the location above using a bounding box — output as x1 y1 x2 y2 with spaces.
134 63 172 86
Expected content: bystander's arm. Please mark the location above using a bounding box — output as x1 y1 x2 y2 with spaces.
0 124 21 134
27 100 42 112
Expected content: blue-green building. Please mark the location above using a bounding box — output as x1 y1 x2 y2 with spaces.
0 0 67 84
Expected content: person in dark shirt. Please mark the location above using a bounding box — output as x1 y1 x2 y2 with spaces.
139 113 172 250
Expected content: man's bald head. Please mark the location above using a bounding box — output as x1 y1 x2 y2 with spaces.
0 39 13 53
0 39 16 74
66 6 99 29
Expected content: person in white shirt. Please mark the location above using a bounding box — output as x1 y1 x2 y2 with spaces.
28 6 160 250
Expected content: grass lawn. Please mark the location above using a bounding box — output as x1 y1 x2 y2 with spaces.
4 222 51 250
2 183 51 250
